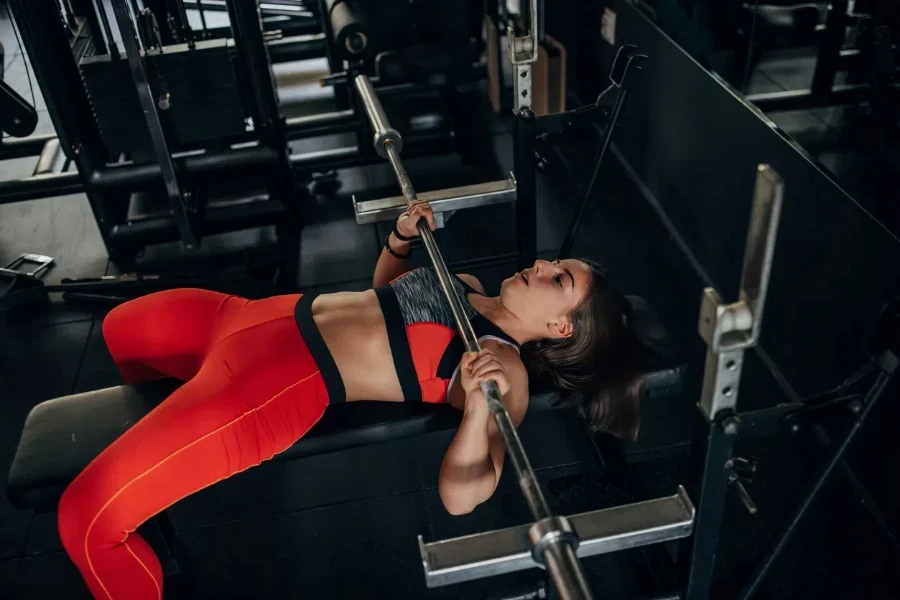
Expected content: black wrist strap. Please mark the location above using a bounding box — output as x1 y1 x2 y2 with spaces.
385 233 412 259
392 224 414 243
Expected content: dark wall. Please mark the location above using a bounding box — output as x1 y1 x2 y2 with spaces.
575 0 900 397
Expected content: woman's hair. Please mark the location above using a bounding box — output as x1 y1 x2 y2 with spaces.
520 258 656 440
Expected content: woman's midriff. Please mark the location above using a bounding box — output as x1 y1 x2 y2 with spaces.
311 290 406 402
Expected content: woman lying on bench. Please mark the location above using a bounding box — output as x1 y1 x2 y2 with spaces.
57 201 654 600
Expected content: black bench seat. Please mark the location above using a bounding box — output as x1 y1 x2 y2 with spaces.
6 296 685 513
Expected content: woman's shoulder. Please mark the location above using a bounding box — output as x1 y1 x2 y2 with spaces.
456 273 485 295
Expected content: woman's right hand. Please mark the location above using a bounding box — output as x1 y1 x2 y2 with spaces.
396 201 437 239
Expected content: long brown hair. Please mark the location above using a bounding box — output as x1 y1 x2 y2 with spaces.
520 259 655 440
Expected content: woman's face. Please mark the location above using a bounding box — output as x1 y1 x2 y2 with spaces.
499 259 593 338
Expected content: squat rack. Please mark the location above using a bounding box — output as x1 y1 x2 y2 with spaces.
357 39 899 594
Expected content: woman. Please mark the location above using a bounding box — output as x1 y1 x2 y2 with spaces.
57 201 651 600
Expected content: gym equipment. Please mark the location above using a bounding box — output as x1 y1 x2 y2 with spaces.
348 19 643 273
0 0 526 280
320 0 483 78
4 311 686 578
554 45 645 261
416 164 787 599
2 0 301 276
676 164 785 597
0 78 38 138
350 75 590 594
349 21 681 596
0 13 37 139
744 0 900 112
624 164 895 600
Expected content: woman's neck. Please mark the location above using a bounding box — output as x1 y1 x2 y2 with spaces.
467 294 537 345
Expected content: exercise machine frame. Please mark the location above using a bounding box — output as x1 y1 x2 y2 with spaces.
0 0 526 275
744 0 899 112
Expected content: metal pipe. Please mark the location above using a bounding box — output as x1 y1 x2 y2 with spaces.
287 121 357 139
267 34 327 63
285 109 356 136
59 0 77 29
183 0 312 18
108 196 288 248
204 17 321 39
127 0 143 42
289 140 452 172
739 370 893 600
354 73 592 600
542 542 594 600
0 171 82 205
354 76 402 157
810 0 848 96
196 0 210 37
92 0 120 58
514 109 537 270
33 138 67 175
289 145 359 168
79 0 109 55
111 0 196 248
173 0 196 47
557 90 628 260
0 133 57 160
90 146 278 191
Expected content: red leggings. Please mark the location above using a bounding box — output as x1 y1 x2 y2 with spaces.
57 289 330 600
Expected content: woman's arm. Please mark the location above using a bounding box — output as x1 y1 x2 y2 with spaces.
372 201 436 287
439 342 529 515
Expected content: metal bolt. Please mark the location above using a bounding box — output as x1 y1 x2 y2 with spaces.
722 417 739 436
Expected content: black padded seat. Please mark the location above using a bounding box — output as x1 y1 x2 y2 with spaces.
6 296 685 513
4 382 561 513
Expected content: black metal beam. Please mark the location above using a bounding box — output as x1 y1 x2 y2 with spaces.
738 370 895 600
556 90 627 260
0 134 57 160
746 83 872 113
226 0 294 206
267 35 326 63
90 146 278 191
108 197 290 249
514 108 537 270
0 171 82 204
678 412 737 600
203 17 321 39
226 0 286 145
184 0 312 18
285 109 356 138
289 134 455 172
110 0 196 248
8 0 105 165
810 0 849 96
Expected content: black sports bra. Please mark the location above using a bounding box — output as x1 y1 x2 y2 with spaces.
293 267 520 404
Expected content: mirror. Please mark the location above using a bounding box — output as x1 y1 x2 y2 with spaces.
636 0 899 235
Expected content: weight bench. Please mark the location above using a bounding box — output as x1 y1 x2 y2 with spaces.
4 296 685 574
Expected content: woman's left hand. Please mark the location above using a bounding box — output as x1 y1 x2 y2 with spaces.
460 349 511 400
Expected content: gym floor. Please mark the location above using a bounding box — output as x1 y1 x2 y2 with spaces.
2 7 899 600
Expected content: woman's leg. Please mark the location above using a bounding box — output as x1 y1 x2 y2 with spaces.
102 288 233 383
59 295 324 600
